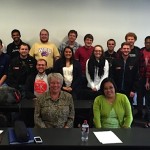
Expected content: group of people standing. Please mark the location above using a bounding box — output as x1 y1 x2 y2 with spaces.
0 28 150 129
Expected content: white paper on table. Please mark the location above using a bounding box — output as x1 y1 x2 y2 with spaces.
0 130 3 134
93 130 123 144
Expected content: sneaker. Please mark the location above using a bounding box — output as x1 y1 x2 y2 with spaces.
144 123 150 128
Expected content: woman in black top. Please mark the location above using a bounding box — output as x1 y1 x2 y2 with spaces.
53 46 82 100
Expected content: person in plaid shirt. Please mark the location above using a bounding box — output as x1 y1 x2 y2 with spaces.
138 36 150 128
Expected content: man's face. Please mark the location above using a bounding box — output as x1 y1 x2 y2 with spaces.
68 33 77 43
40 30 49 43
145 39 150 50
126 36 135 47
107 40 116 51
121 45 131 56
36 60 47 73
12 32 21 42
84 38 93 47
19 45 29 57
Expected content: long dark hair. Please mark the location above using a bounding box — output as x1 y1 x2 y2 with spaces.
61 46 74 66
88 45 105 81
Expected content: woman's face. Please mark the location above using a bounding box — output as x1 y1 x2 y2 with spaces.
64 48 72 59
94 46 103 59
49 78 62 94
103 81 115 98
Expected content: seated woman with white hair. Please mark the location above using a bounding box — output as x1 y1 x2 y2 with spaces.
34 73 75 128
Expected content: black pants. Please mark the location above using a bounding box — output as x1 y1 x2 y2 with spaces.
136 78 145 115
78 87 101 100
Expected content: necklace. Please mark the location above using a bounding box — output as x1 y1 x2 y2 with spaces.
38 73 45 80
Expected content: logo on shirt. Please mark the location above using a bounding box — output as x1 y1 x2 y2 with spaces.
39 48 51 57
34 80 47 94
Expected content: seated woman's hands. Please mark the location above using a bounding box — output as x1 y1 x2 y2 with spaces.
63 86 72 92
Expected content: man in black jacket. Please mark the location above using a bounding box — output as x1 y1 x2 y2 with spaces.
7 43 37 99
110 42 139 109
6 29 27 60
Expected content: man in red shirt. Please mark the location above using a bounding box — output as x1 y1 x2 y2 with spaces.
75 34 94 88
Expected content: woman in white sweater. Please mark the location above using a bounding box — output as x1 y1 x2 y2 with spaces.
83 45 109 100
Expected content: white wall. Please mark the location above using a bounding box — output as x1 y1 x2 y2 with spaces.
0 0 150 51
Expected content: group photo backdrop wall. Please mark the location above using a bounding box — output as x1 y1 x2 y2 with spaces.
0 0 150 50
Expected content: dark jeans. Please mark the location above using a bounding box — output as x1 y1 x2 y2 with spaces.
136 78 145 115
81 75 88 88
144 90 150 122
119 90 134 104
78 87 101 100
119 90 134 116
